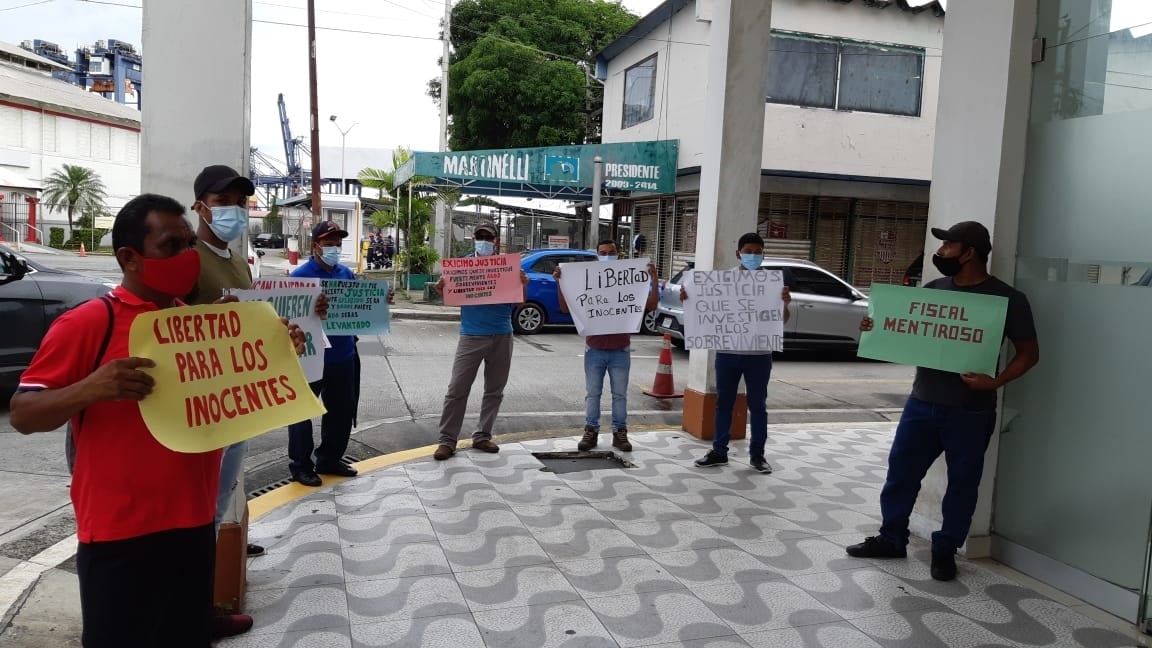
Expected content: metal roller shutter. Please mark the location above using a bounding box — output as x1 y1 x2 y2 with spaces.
759 193 812 260
851 199 928 288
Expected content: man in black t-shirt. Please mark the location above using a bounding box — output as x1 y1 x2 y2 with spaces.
846 221 1040 581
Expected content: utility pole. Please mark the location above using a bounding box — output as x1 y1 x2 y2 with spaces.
587 156 603 250
307 0 322 219
434 0 453 262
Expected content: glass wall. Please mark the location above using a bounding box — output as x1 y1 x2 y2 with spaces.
995 0 1152 622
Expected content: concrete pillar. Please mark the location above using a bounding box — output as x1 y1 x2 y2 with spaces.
682 0 773 439
141 0 253 217
916 0 1037 557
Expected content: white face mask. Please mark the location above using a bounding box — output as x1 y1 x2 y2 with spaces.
598 255 617 262
319 246 342 266
474 240 495 257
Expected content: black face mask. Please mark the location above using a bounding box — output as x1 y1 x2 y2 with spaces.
932 253 963 277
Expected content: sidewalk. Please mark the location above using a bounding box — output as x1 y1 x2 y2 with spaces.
4 424 1143 647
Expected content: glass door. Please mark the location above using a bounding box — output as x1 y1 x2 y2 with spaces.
994 0 1152 623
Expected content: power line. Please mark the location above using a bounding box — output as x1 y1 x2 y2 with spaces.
0 0 54 11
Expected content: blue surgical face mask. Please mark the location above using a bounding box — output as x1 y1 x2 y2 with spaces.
319 245 342 267
475 240 495 256
739 253 763 271
203 204 248 242
598 255 617 262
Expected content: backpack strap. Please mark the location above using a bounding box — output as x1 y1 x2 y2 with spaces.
66 295 114 475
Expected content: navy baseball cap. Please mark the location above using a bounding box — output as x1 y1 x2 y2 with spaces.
312 220 349 241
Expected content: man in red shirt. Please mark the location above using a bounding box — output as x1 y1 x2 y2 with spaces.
9 194 303 648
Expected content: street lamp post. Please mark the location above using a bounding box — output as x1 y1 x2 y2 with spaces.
329 115 357 194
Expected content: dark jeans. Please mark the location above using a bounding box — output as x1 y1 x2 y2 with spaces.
879 397 998 552
77 524 215 648
289 357 357 473
713 353 773 458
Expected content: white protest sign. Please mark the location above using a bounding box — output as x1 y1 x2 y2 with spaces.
683 269 785 351
558 258 652 336
230 278 325 382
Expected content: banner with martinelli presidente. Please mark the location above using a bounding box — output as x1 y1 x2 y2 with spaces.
393 140 678 195
557 258 652 336
129 302 325 453
857 284 1009 375
683 269 786 351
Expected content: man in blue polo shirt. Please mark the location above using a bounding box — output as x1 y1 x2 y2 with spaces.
433 221 527 460
286 221 359 486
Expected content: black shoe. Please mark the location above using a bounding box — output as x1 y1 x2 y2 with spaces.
845 536 907 559
246 544 265 557
317 462 358 477
750 456 772 473
931 548 958 581
292 470 322 487
694 451 728 467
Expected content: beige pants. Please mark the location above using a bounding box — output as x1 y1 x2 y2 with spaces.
438 334 514 445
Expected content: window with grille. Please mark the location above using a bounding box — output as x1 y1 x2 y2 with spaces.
622 54 658 129
767 32 924 117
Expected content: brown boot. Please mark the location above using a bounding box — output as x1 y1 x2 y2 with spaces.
433 444 456 461
612 427 632 452
578 425 599 452
472 439 500 453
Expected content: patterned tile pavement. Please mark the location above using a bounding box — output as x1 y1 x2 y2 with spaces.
221 426 1143 648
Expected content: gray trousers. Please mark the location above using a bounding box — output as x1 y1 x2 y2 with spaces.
438 333 514 446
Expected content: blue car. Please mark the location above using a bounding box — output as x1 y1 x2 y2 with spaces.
513 248 660 335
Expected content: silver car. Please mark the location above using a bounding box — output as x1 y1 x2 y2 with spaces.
655 258 869 351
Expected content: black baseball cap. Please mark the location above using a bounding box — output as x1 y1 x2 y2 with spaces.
931 221 992 256
312 220 349 241
194 165 256 200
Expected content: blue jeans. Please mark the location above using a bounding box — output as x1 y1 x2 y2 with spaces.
214 440 247 536
713 353 772 458
879 397 998 552
585 347 631 430
289 357 357 474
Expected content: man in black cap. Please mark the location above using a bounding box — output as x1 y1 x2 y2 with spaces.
286 221 360 487
184 165 262 639
846 221 1040 582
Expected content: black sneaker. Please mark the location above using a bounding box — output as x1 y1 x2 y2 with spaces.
750 456 772 473
694 451 728 467
931 548 958 581
845 536 907 559
292 470 322 487
317 462 358 477
246 544 265 557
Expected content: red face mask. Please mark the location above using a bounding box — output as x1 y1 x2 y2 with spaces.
136 248 201 298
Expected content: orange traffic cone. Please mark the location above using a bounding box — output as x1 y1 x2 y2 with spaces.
77 242 86 257
643 334 683 399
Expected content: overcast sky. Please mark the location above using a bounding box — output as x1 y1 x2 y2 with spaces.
0 0 665 173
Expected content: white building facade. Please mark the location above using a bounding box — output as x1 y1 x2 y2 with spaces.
0 41 140 244
597 0 944 287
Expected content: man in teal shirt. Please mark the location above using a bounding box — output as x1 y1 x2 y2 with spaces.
432 221 527 460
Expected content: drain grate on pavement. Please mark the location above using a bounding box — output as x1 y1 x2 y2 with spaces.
532 451 635 474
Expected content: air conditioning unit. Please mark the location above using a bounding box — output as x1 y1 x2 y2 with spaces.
88 58 109 76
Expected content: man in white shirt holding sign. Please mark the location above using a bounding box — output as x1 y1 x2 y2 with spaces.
554 240 659 453
679 232 791 473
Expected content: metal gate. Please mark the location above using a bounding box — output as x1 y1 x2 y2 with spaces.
0 194 31 246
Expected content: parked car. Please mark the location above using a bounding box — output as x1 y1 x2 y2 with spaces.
252 232 285 249
654 258 869 351
247 241 264 279
0 244 117 393
902 253 924 287
513 248 661 335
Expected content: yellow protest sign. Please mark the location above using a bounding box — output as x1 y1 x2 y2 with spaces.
129 302 325 453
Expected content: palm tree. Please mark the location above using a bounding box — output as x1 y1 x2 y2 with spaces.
40 165 107 232
358 148 459 253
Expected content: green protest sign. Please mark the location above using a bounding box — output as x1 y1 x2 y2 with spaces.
858 285 1009 375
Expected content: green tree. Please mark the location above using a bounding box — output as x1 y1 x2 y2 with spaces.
428 0 639 150
40 164 107 232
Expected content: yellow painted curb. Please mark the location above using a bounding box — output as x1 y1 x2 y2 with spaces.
249 444 439 520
